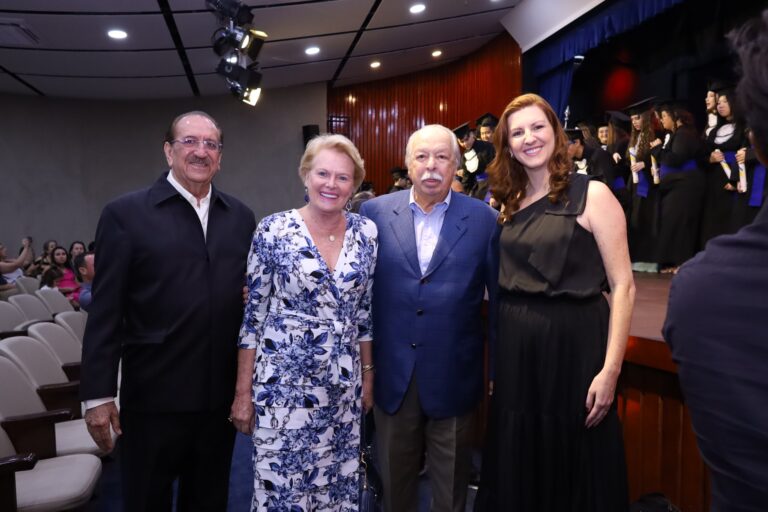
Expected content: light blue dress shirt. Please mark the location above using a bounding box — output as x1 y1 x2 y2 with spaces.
409 188 452 275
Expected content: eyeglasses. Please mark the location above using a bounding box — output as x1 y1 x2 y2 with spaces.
170 137 223 152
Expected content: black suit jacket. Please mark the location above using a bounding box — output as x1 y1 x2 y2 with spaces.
663 202 768 510
80 173 256 413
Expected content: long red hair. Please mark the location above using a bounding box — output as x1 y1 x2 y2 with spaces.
489 93 572 223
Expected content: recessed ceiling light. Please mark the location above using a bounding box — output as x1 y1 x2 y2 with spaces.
409 3 426 14
305 46 320 56
432 50 442 57
370 61 381 69
107 29 127 40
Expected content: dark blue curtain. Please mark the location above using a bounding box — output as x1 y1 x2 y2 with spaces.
528 0 685 121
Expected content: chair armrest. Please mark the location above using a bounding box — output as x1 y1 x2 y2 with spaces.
0 453 37 475
62 362 81 382
1 409 73 459
0 330 27 339
37 381 81 419
0 453 37 511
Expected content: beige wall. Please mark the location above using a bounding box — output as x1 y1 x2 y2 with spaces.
0 82 326 250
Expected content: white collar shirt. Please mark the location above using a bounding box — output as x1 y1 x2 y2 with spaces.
167 171 211 240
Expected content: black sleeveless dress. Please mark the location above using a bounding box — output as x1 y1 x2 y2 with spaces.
475 174 628 512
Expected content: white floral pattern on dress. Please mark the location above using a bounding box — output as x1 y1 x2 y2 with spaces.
239 209 377 511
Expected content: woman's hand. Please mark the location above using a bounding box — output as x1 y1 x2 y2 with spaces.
710 150 724 163
736 148 746 165
362 372 374 413
650 138 662 148
612 153 622 164
585 368 619 428
630 161 645 173
724 183 737 191
230 393 255 435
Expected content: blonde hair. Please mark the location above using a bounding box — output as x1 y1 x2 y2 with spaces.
299 134 366 189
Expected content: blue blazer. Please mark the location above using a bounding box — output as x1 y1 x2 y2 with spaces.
360 190 499 419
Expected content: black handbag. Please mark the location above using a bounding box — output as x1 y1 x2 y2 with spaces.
358 411 382 512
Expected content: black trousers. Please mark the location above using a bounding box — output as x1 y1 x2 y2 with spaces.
119 407 235 512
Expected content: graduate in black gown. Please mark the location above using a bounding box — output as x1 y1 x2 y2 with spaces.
454 122 495 201
700 85 748 246
476 93 633 512
606 111 632 216
625 99 661 271
654 101 706 273
732 139 768 229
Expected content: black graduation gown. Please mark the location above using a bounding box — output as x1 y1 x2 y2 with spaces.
656 126 706 267
700 123 746 246
460 139 495 200
731 147 768 230
628 144 659 263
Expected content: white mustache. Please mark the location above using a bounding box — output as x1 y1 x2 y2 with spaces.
420 172 444 183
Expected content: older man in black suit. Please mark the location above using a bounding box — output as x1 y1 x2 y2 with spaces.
80 111 255 511
663 11 768 511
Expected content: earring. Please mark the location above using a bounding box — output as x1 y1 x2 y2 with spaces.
304 187 309 203
345 199 352 212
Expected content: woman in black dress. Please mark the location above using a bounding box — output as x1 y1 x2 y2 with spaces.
700 87 747 246
475 93 635 511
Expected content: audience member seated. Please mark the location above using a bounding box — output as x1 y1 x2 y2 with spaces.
27 239 57 278
49 246 80 305
0 239 32 300
74 252 95 312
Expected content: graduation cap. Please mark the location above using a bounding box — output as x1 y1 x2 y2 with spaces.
707 79 734 94
711 81 736 98
452 122 472 140
475 113 499 128
564 128 584 142
624 97 656 116
605 110 630 132
390 166 408 180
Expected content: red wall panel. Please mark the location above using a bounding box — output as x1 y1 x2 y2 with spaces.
327 33 522 194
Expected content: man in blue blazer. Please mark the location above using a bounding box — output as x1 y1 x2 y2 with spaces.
360 124 499 512
80 111 255 511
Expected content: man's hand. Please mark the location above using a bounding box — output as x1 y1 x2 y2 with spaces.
84 402 121 453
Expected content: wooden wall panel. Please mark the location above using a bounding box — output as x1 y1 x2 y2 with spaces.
327 33 521 194
618 337 710 511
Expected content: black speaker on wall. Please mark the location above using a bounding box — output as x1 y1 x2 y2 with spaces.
302 124 320 145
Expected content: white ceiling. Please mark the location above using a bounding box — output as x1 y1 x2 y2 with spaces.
0 0 521 99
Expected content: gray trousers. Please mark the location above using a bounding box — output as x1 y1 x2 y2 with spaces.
374 376 474 512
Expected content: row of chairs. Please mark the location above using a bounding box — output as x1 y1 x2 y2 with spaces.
1 288 107 510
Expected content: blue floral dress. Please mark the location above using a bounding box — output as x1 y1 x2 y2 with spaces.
239 209 378 511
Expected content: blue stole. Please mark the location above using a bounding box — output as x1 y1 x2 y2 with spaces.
749 164 766 207
659 159 697 180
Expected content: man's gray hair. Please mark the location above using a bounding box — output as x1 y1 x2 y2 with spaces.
404 124 461 169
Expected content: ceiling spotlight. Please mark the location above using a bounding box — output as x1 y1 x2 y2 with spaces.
212 26 267 61
206 0 254 25
431 50 442 57
305 46 320 56
216 59 263 106
409 3 426 14
107 29 127 40
370 61 381 69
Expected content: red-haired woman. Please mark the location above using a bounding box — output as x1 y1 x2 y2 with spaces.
475 93 634 511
